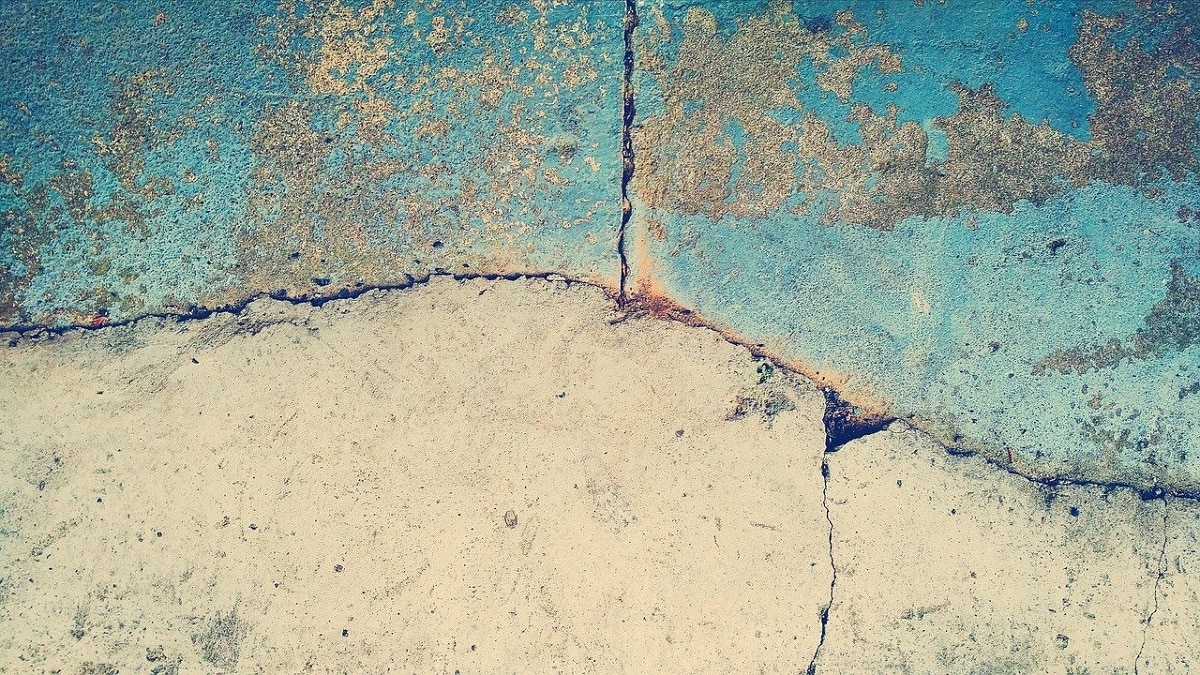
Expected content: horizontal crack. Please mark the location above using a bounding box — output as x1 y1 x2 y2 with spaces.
930 426 1199 502
0 271 607 340
614 292 1200 503
6 273 1198 504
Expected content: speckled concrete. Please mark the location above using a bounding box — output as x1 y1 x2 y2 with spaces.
2 279 1198 673
4 11 1200 671
4 0 1198 490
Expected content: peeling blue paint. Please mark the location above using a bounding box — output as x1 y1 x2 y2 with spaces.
629 0 1200 488
1 0 623 326
3 0 1200 491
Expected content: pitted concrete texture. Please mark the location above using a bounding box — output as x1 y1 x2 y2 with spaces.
0 278 830 673
2 279 1198 672
823 426 1197 674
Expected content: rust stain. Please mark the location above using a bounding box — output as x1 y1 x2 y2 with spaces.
620 275 891 420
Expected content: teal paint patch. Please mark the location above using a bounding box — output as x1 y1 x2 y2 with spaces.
0 1 273 324
630 0 1200 489
4 0 1200 492
840 0 1109 139
0 0 623 327
921 121 948 165
636 183 1200 486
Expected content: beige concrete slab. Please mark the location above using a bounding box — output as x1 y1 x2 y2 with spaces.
822 424 1166 674
4 277 1200 674
0 278 830 674
1142 499 1200 673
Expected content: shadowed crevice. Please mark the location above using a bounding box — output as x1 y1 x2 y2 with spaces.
821 387 895 452
616 0 638 306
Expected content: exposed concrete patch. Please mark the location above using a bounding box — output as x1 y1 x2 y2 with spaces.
821 423 1175 673
0 277 830 672
3 277 1198 671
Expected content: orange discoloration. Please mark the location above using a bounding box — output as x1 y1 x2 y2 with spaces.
620 277 891 420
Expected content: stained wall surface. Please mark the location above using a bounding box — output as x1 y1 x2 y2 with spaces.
628 0 1200 490
0 0 624 327
3 2 1199 488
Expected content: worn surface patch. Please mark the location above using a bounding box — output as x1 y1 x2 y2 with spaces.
0 278 830 672
0 0 622 328
628 0 1200 491
823 425 1180 674
4 2 1200 491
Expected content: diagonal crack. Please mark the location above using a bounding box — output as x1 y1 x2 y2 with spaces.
936 436 1197 503
807 446 838 674
616 0 638 307
1134 502 1169 675
14 263 1200 505
612 293 1200 503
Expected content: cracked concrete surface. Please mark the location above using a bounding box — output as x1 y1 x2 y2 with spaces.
1143 501 1200 674
2 278 1198 672
1 278 831 672
4 1 1200 670
1135 510 1168 675
4 0 1200 493
821 424 1197 674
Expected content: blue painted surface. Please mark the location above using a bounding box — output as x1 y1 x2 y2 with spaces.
841 0 1103 138
630 0 1200 488
0 0 623 326
640 185 1200 486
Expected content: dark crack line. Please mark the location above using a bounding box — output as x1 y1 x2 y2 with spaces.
821 387 895 453
0 271 604 339
619 297 1200 503
8 262 1200 504
808 456 837 675
616 0 638 307
926 422 1200 503
1135 504 1169 675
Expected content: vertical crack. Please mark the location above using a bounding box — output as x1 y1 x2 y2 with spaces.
1134 502 1169 675
808 454 837 674
616 0 638 307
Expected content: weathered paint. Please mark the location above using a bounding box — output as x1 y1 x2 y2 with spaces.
628 0 1200 490
0 0 623 328
2 1 1199 492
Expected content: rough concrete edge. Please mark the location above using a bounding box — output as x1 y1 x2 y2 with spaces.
3 271 1190 674
6 270 1197 505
